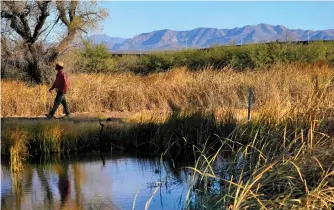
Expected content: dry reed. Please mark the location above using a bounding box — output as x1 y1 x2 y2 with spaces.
2 63 333 118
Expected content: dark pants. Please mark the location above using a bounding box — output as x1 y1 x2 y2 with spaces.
49 91 70 116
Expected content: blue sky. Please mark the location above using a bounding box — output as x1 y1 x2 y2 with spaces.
98 1 334 38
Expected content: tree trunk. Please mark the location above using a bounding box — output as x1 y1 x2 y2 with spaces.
26 60 42 83
26 44 43 83
23 43 60 84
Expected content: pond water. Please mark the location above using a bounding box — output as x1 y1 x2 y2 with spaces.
1 152 193 210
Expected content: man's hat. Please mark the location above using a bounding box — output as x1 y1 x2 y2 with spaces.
56 61 64 68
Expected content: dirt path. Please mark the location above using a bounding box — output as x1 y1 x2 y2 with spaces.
1 110 169 123
1 111 133 123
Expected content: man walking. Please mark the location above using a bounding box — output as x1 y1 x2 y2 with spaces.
46 61 70 119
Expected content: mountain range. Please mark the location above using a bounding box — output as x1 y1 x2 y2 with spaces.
88 23 334 52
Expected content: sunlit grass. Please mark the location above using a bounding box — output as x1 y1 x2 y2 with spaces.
2 63 333 117
2 120 101 159
7 128 29 173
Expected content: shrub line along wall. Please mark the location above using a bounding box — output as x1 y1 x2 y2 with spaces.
2 41 334 81
80 41 334 74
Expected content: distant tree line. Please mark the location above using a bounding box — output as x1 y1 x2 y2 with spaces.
52 40 334 76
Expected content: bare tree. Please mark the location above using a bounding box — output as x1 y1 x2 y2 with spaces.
1 0 108 83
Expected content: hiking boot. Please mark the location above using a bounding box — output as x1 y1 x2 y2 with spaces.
45 114 54 119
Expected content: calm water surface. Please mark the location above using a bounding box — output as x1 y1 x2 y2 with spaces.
1 153 192 210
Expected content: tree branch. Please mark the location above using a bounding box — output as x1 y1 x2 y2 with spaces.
31 1 50 43
19 13 32 41
43 16 60 42
56 1 69 26
57 30 77 53
1 10 27 39
79 28 88 34
69 0 78 22
79 12 102 18
2 2 32 41
1 10 13 18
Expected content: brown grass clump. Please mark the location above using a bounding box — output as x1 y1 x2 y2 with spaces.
4 128 30 173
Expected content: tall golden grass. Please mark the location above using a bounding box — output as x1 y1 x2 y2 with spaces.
6 128 29 173
2 63 333 117
1 120 101 157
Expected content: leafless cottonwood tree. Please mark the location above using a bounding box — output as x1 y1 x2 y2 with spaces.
1 0 108 83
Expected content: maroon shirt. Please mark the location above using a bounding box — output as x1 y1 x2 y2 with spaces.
52 70 69 93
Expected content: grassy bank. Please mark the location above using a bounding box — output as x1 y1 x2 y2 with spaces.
2 79 333 166
2 62 334 160
2 82 333 156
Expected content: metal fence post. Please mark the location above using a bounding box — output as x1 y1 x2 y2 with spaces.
248 88 253 123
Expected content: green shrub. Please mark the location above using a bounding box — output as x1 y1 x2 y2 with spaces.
127 41 334 74
3 40 334 79
79 41 116 73
114 55 141 72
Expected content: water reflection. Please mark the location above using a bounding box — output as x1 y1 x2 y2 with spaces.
36 165 54 205
1 152 191 210
58 163 70 208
